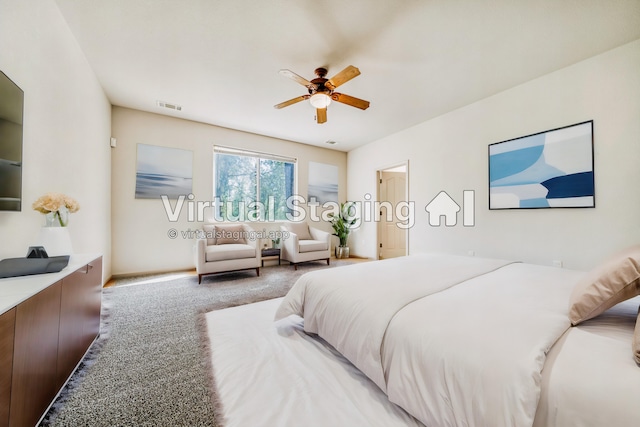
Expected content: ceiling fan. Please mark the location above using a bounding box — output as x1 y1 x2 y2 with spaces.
274 65 370 124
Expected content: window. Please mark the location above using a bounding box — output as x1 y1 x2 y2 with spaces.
214 146 295 221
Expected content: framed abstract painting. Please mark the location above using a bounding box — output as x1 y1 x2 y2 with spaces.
489 121 594 209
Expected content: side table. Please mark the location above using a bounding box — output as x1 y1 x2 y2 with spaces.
261 248 281 266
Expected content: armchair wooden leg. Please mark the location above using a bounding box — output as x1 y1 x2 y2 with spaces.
198 274 202 284
326 258 330 265
294 264 298 270
256 267 260 276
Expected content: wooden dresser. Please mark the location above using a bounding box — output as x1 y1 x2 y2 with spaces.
0 254 102 427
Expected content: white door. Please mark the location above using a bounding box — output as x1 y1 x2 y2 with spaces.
378 170 407 259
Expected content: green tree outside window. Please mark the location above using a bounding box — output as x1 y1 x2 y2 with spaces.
215 151 295 221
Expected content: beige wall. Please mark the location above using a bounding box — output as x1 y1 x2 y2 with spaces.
111 107 347 275
0 0 112 280
348 39 640 270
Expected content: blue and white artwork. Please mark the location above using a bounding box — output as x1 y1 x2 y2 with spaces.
308 161 338 204
489 121 594 209
135 144 193 199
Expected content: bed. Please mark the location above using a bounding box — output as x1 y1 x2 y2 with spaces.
274 251 640 427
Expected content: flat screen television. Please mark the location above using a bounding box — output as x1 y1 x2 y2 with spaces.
0 70 23 211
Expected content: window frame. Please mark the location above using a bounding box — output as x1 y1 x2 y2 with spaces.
213 145 297 221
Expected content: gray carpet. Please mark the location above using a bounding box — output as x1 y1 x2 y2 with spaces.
40 260 354 427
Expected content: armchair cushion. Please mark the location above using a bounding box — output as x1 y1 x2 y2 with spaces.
205 244 256 262
284 221 312 240
299 239 328 253
214 224 247 245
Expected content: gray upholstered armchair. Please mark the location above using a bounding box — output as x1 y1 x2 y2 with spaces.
195 223 261 283
280 222 331 270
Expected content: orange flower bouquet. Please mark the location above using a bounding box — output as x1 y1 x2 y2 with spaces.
32 193 80 227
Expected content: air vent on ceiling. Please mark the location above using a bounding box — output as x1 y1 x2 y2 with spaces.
156 100 182 111
325 140 337 145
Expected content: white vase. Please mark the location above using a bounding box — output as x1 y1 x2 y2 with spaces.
37 227 73 256
44 207 69 227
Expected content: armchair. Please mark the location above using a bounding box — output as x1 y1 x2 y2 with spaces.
280 222 331 270
195 223 260 283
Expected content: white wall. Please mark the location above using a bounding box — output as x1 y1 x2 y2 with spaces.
0 0 112 280
348 39 640 270
111 107 347 275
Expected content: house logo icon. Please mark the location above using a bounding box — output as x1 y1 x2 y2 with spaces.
425 190 475 227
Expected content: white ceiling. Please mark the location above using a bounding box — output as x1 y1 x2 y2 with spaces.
54 0 640 152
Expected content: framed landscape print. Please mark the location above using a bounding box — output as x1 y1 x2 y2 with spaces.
308 161 338 204
135 144 193 199
489 121 594 209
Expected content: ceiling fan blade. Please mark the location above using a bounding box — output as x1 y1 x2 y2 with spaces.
274 95 309 109
325 65 360 90
279 69 317 90
331 93 370 110
316 107 327 124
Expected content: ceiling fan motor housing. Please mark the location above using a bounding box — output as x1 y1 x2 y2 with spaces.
310 68 330 95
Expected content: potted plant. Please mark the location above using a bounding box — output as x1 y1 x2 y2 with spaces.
328 201 358 259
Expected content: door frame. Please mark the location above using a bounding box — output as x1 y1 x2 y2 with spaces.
376 160 410 260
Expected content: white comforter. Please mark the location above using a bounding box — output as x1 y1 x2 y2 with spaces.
275 253 580 427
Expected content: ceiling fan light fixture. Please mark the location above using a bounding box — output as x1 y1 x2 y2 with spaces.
309 92 331 109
